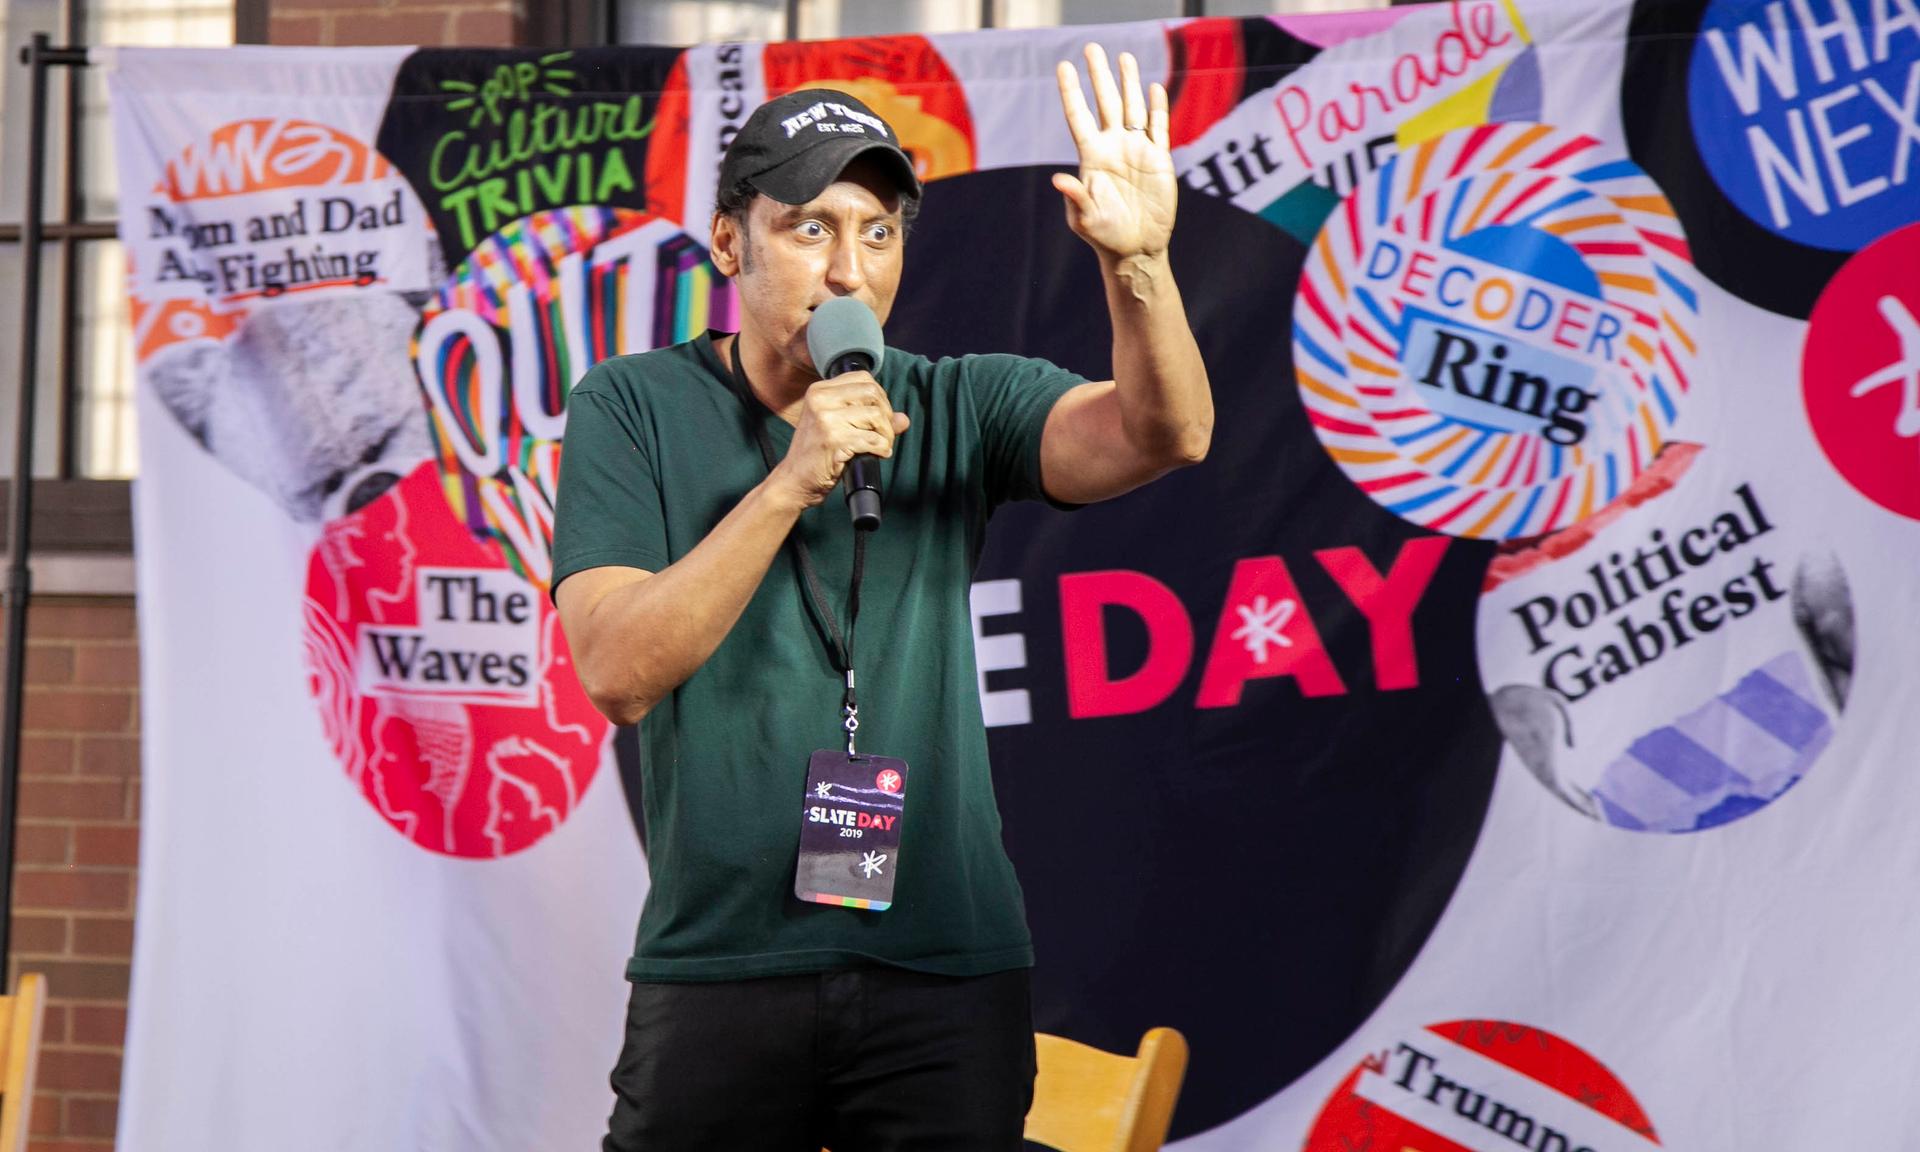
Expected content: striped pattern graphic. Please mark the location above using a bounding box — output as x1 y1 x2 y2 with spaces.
1293 122 1700 539
1593 650 1834 834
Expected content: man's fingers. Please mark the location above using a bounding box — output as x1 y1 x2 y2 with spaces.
835 429 894 461
812 376 891 414
811 370 879 392
1118 51 1147 131
800 371 908 475
834 384 890 412
1084 43 1122 131
1056 60 1095 146
1052 172 1093 217
1149 81 1170 150
791 377 903 490
823 401 883 434
860 405 897 437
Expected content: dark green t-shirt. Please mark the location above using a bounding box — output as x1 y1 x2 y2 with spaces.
551 332 1081 982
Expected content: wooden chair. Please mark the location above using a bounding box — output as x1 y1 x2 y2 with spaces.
0 972 47 1152
1025 1027 1189 1152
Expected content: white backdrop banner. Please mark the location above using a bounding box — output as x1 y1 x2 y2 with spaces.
106 4 1920 1148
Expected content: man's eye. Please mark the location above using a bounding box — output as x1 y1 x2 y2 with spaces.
865 225 894 243
797 221 826 238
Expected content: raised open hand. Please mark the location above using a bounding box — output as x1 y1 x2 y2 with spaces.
1053 43 1177 263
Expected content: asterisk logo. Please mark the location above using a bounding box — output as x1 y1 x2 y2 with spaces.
815 782 834 799
1231 595 1296 664
876 769 902 794
858 851 888 879
1851 295 1920 440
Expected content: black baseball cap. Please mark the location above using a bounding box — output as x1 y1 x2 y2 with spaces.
719 88 923 206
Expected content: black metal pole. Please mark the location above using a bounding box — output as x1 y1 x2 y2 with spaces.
57 0 86 479
0 31 54 979
54 236 79 475
1 33 86 979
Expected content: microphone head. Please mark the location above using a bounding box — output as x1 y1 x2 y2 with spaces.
807 296 885 376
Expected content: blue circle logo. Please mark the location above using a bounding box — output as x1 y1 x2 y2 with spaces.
1688 0 1920 251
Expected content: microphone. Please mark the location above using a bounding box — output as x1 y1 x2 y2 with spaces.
806 297 888 531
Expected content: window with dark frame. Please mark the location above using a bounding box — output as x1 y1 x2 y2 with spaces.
0 0 233 555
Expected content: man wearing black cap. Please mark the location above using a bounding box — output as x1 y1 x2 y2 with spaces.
553 43 1211 1151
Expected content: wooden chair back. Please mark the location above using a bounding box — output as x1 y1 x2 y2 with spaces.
0 972 47 1152
1024 1027 1189 1152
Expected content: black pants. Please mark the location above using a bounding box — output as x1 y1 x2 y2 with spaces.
603 967 1036 1152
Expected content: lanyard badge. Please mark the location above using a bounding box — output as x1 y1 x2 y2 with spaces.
725 343 908 910
797 751 908 910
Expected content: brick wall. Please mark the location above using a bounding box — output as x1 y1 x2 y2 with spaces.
9 595 140 1152
268 0 528 47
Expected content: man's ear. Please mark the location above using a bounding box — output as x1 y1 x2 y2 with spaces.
710 212 742 278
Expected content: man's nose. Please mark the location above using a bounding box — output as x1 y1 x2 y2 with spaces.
825 232 866 293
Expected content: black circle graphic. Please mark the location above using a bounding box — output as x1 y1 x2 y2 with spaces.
888 167 1502 1138
1621 0 1850 319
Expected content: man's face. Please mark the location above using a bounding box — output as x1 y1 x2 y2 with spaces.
712 155 908 376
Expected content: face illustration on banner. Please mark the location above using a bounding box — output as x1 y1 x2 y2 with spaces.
1477 447 1855 833
299 204 728 856
412 206 731 586
1303 1020 1663 1152
131 117 438 522
1803 220 1920 521
1294 121 1701 540
304 463 609 858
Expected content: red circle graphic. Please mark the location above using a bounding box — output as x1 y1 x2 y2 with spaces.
1803 221 1920 522
1303 1020 1659 1152
304 463 609 858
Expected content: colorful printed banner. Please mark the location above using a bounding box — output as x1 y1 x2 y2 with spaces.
105 4 1920 1149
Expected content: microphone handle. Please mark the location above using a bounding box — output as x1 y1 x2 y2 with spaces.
829 352 883 532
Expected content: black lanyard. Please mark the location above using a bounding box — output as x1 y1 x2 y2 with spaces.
724 339 868 753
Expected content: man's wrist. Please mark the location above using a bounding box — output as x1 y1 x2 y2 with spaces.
754 470 819 518
1100 250 1174 305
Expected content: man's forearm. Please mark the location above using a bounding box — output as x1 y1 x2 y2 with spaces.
570 477 807 725
1102 252 1213 465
